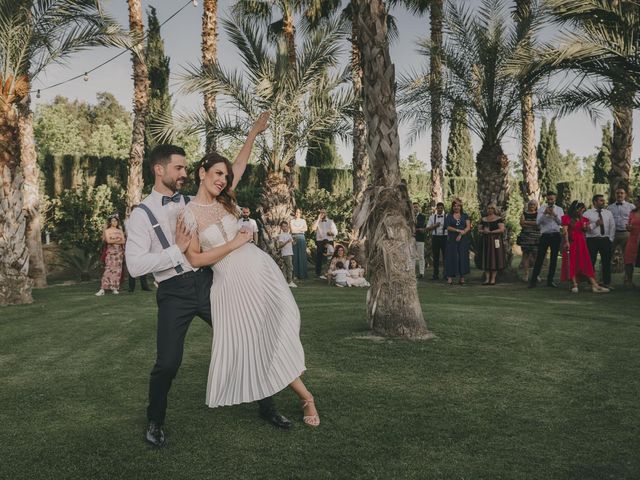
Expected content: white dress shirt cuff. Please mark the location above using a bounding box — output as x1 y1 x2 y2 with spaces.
166 244 185 267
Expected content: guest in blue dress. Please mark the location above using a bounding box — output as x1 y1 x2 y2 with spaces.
444 198 472 285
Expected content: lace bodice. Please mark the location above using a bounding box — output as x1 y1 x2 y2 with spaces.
182 200 240 251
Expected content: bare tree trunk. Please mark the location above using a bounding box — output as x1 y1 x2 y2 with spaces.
352 0 428 338
202 0 218 153
283 12 298 189
429 0 444 205
18 94 47 287
476 142 511 214
127 0 149 214
610 103 634 200
351 22 369 215
520 91 539 201
257 170 291 268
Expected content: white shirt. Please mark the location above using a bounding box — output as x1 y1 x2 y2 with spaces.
607 200 634 231
536 204 564 234
125 189 195 283
584 208 616 242
290 218 308 234
427 213 447 236
237 217 259 233
333 269 348 284
278 232 294 257
313 218 338 241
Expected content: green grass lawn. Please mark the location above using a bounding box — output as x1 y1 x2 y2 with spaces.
2 276 640 479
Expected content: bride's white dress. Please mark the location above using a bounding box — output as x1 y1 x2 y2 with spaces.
183 200 305 408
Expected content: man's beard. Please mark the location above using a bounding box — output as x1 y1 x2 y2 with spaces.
162 176 184 192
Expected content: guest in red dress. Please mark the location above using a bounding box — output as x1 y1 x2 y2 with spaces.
623 196 640 287
561 201 609 293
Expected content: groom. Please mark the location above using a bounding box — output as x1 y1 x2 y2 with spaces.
126 144 292 448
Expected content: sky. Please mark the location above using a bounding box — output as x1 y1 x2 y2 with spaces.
31 0 639 169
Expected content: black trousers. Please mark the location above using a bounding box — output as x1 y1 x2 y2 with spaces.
315 240 332 275
531 233 562 284
587 237 612 285
431 236 447 277
148 269 274 424
129 274 150 292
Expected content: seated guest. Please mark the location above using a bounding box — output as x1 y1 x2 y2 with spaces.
479 204 506 285
444 198 471 285
332 261 349 287
326 244 348 283
346 259 370 287
529 191 564 288
584 194 616 289
560 201 609 293
623 195 640 287
518 200 540 282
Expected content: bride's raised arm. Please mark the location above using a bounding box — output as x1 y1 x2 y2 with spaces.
231 111 270 191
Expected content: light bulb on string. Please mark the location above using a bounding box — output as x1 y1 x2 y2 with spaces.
36 90 41 99
83 72 89 82
192 0 198 6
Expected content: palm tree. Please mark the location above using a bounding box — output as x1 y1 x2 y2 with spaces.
398 0 524 215
126 0 149 214
202 0 218 153
0 0 124 305
161 14 351 259
351 0 428 338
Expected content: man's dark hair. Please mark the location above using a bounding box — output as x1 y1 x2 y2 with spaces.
336 261 344 269
436 202 445 208
592 194 604 204
149 145 186 170
546 191 556 197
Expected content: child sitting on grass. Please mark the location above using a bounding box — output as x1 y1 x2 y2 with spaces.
346 259 370 287
332 261 349 287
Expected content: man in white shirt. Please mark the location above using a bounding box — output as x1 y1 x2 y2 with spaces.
126 145 290 448
529 191 564 288
311 208 337 277
237 207 259 244
584 194 616 288
426 202 447 280
608 187 635 262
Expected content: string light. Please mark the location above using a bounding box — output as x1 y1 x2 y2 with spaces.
36 90 41 99
29 0 194 96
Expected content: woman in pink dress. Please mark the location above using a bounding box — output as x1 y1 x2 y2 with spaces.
561 201 609 293
623 196 640 287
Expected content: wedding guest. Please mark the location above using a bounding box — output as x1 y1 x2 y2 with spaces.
326 244 348 283
584 194 616 288
560 201 609 293
608 187 635 264
623 195 640 287
346 259 370 287
444 198 471 285
237 206 259 244
413 202 427 278
426 202 447 280
479 204 506 285
311 208 337 278
125 206 151 293
518 199 540 282
278 221 296 288
332 261 349 287
95 214 125 296
529 191 564 288
290 208 308 280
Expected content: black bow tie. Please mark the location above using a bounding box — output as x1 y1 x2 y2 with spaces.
161 193 182 206
242 218 250 222
616 202 623 206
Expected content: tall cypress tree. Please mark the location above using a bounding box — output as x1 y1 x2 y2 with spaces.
144 6 172 184
593 122 612 184
445 101 474 196
537 117 562 194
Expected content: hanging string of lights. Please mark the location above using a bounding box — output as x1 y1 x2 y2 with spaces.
34 0 198 99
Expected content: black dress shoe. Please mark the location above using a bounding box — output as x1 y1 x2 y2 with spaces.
259 409 294 430
547 281 559 288
145 421 166 447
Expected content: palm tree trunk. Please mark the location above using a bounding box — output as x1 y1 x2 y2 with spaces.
351 22 369 212
429 0 444 204
609 102 634 201
283 11 298 189
520 90 539 201
257 170 290 268
127 0 149 214
202 0 218 153
0 95 33 305
352 0 428 338
475 142 511 214
17 94 47 288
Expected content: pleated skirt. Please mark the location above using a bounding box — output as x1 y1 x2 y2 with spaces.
206 243 306 408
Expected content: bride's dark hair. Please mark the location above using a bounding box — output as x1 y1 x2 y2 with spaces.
195 152 238 216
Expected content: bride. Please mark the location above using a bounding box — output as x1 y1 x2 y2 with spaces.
179 113 319 427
